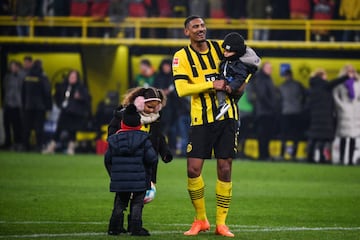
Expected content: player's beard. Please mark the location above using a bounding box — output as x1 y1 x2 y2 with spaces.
195 39 206 43
195 35 206 43
194 30 206 43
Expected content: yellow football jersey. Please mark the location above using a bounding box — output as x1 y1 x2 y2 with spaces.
173 40 239 126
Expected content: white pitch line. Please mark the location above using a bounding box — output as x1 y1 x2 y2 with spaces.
0 221 106 225
0 232 105 239
1 227 360 239
235 226 360 232
1 221 360 239
0 221 263 228
1 221 359 231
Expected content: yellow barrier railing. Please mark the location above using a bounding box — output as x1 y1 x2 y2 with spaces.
0 16 359 48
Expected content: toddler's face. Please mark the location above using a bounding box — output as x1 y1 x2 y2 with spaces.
223 50 236 58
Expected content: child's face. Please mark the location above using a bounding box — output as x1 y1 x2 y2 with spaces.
224 50 236 58
143 100 160 114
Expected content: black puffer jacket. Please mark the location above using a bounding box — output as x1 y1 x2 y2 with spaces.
307 76 347 140
108 130 158 192
22 64 52 111
219 59 257 93
108 106 172 163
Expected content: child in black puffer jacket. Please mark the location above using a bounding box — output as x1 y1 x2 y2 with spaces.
105 87 173 199
107 104 158 236
216 32 261 120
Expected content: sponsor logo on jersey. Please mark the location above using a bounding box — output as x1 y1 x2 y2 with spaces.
173 57 179 67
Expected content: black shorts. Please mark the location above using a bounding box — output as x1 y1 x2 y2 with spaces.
187 119 237 159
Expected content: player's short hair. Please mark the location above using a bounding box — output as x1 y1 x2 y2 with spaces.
184 15 202 28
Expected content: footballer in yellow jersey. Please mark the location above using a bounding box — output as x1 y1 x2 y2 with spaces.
173 16 237 238
173 40 239 126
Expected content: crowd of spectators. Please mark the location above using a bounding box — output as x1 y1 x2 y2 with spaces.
1 55 189 157
1 54 359 164
0 0 359 41
243 62 360 165
1 55 92 154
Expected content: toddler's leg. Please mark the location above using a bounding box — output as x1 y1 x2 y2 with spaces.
215 91 230 120
130 191 150 236
216 90 226 106
108 192 130 235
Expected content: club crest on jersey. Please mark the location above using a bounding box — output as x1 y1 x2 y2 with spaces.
173 57 179 67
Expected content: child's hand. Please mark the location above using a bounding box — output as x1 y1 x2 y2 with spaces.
162 151 173 163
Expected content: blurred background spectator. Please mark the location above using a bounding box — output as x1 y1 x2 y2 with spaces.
208 0 224 18
188 0 209 18
153 58 177 154
2 60 25 151
247 0 272 41
290 0 311 19
288 0 311 40
168 0 188 38
22 59 52 152
134 59 156 87
108 0 128 37
278 68 307 160
53 0 71 16
13 0 37 36
23 56 33 73
42 70 91 155
252 62 279 160
311 0 335 41
49 0 71 36
306 68 348 163
94 90 119 132
332 64 360 165
224 0 246 20
0 0 13 35
339 0 360 42
169 0 188 18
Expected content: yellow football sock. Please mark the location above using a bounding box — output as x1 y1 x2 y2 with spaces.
216 179 232 225
188 175 207 220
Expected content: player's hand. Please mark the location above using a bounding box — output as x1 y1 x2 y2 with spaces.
213 80 226 90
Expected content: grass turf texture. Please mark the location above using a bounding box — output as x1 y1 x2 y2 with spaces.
0 152 359 240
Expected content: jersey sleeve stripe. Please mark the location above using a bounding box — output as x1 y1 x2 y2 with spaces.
184 46 199 78
174 74 190 81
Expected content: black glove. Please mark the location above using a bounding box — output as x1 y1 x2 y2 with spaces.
113 106 124 118
161 151 173 163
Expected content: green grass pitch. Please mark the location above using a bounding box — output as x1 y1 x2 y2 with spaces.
0 151 359 239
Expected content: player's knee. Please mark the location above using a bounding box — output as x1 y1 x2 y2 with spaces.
217 163 232 181
187 166 201 178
